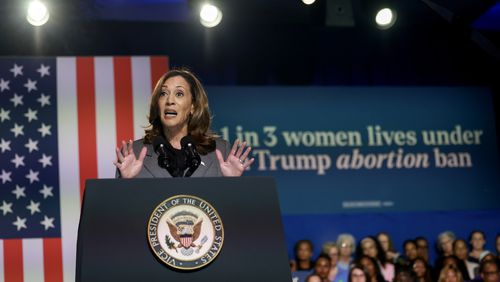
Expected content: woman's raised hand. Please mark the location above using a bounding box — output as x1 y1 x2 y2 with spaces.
215 139 255 177
113 140 147 179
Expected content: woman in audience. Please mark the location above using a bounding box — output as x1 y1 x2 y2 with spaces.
377 232 400 263
415 237 430 263
441 255 470 281
468 231 487 264
337 234 356 271
306 254 332 282
438 264 464 282
411 257 433 282
358 236 394 282
453 238 478 280
349 265 369 282
322 242 348 282
293 239 315 271
404 240 419 264
435 231 457 279
394 265 416 282
358 255 387 282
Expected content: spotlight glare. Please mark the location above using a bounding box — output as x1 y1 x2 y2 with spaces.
200 3 222 28
302 0 316 5
27 0 49 26
375 8 396 29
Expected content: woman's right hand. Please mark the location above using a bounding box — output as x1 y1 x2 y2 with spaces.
113 140 147 179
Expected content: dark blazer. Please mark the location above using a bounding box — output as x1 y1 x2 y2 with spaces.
116 138 231 178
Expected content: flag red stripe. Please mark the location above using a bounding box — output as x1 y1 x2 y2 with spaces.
4 239 23 282
76 57 98 199
113 57 135 144
43 238 63 282
150 56 169 91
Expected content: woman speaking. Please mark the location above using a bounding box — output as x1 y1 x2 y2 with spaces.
114 68 254 178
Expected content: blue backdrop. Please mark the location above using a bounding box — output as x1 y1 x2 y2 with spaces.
206 86 500 258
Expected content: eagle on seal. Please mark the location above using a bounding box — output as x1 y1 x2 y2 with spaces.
167 211 203 249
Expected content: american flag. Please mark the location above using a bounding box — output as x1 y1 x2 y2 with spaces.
0 56 168 282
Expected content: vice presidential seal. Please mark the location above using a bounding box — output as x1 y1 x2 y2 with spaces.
147 195 224 270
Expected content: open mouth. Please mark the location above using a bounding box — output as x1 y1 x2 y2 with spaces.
164 110 177 118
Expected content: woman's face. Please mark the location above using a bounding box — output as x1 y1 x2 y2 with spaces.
362 239 378 258
416 238 429 260
297 242 313 261
329 246 340 266
360 257 376 277
340 240 353 257
453 240 468 260
440 235 454 255
377 234 390 252
351 268 367 282
315 257 331 279
444 269 459 282
470 232 485 251
158 76 194 135
413 260 426 278
443 258 458 268
405 242 418 260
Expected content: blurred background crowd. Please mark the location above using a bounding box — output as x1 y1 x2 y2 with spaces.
291 230 500 282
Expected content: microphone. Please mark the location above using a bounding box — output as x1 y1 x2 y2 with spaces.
181 135 201 177
153 136 182 177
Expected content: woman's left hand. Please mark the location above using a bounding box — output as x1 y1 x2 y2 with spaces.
216 139 255 177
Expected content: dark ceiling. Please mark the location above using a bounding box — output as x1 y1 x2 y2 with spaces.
0 0 499 85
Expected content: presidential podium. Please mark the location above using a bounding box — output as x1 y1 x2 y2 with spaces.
76 177 292 282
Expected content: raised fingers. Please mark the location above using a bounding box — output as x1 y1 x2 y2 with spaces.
116 146 125 163
243 157 255 169
239 146 252 162
127 139 134 155
235 141 246 158
229 139 240 156
121 140 129 157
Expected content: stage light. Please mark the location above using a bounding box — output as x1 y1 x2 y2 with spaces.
200 3 222 28
375 8 396 29
27 0 50 26
302 0 316 5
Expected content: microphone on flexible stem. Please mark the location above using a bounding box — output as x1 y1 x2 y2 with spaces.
153 136 182 177
181 135 201 177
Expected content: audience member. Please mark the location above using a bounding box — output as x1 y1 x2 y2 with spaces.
378 232 401 263
306 254 332 282
479 259 499 282
469 231 488 264
411 257 433 282
454 238 479 280
338 234 356 271
404 240 419 264
349 265 369 282
415 237 430 264
358 255 387 282
359 236 394 282
294 240 315 271
394 265 416 282
322 242 348 282
438 264 464 282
